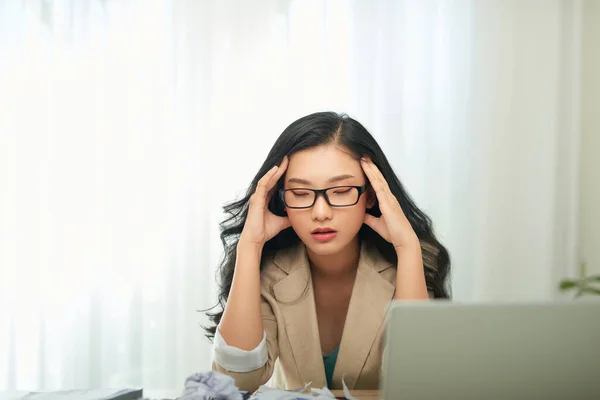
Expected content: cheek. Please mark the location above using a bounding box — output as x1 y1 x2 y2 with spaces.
344 198 369 229
287 210 309 228
285 198 368 231
342 207 367 229
286 208 366 230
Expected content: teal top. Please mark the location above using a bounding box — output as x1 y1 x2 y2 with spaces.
322 346 340 389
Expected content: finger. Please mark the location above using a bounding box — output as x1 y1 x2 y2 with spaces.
256 156 288 198
277 215 291 231
266 215 292 242
362 158 393 196
363 213 379 230
361 160 400 217
267 155 289 191
255 165 280 199
364 159 407 216
363 213 391 242
361 159 389 202
265 156 289 203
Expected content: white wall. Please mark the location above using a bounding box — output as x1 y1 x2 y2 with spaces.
579 0 600 276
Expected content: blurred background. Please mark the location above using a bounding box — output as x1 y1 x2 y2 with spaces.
0 0 598 394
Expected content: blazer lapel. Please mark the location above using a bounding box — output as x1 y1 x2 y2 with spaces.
332 242 396 389
272 243 327 388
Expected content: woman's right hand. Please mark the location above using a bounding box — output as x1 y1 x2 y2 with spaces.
240 156 291 248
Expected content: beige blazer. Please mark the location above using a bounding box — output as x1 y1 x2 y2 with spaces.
213 241 397 393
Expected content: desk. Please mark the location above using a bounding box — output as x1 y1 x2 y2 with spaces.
143 389 380 400
331 390 379 400
247 389 379 400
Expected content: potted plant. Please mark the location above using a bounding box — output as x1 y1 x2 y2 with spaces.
559 262 600 298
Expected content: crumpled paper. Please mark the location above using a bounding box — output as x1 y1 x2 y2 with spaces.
180 371 244 400
251 377 358 400
179 371 358 400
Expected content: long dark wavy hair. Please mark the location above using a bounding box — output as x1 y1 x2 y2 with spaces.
204 112 451 340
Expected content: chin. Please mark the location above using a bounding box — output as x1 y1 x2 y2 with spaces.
302 235 356 256
304 244 341 256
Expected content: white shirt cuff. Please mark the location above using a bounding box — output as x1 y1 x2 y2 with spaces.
213 326 268 373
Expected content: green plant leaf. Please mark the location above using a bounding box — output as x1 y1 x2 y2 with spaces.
584 275 600 282
559 280 578 291
580 287 600 296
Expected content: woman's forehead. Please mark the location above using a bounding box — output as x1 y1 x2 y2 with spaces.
285 144 363 184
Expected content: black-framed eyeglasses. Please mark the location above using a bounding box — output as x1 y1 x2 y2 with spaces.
280 185 367 209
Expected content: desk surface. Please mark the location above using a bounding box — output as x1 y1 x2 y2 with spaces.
331 390 379 400
144 388 380 399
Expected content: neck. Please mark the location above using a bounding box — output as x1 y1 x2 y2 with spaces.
307 237 361 280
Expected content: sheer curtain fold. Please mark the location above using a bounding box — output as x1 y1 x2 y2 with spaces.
0 0 211 391
348 0 582 300
0 0 582 392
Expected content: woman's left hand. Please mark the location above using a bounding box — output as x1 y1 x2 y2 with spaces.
360 157 420 252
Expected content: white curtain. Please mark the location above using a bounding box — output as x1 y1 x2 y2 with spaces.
0 0 583 394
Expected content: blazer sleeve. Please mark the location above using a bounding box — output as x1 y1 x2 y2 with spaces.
212 297 279 393
213 329 268 373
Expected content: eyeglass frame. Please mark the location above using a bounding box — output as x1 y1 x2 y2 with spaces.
279 185 368 209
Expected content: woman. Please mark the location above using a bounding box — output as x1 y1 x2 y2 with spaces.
205 112 450 393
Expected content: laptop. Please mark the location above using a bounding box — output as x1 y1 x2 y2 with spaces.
381 301 600 400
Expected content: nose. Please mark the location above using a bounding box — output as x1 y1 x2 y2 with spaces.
311 193 332 221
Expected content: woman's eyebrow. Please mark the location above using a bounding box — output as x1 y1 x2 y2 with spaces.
287 174 355 185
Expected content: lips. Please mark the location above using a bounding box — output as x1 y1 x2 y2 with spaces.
311 227 336 234
311 227 337 242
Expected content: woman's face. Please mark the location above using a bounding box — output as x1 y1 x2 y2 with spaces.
283 144 373 256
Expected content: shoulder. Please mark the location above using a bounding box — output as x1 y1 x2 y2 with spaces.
259 241 307 291
360 241 396 286
258 252 286 288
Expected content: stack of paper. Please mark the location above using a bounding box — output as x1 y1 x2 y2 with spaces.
0 389 143 400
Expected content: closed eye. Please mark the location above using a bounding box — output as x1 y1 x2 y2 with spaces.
332 188 352 194
290 189 311 196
